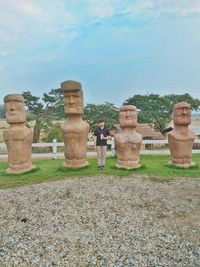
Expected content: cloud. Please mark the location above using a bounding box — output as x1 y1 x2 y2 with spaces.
6 0 42 16
157 0 200 16
87 0 115 19
1 0 199 49
0 0 77 48
123 0 155 18
0 0 199 63
123 0 200 18
0 50 13 57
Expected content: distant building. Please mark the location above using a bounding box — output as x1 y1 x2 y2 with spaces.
191 127 200 139
110 123 164 139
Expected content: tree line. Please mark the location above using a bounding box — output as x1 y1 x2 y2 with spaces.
0 90 200 143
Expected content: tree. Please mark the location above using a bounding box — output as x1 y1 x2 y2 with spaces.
0 104 5 119
42 88 64 120
124 93 200 133
45 122 63 143
83 102 119 131
22 89 64 143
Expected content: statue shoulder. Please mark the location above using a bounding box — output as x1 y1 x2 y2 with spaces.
3 127 32 140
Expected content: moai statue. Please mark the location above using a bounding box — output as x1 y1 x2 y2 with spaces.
115 105 142 169
60 80 89 168
3 94 35 174
168 102 196 168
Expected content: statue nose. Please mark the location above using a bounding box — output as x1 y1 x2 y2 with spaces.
69 96 74 104
182 108 188 114
10 102 16 111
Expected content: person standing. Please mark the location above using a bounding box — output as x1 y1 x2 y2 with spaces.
94 119 111 169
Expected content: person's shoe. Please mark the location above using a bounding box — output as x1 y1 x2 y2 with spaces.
101 165 105 170
97 165 101 169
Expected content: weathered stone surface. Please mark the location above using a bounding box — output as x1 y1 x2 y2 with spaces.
115 105 142 169
60 80 89 168
168 102 195 168
3 94 35 174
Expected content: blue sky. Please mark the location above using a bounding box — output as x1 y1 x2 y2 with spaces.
0 0 200 107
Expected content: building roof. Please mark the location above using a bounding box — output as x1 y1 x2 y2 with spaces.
110 123 165 140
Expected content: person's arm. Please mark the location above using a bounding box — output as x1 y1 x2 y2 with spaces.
93 135 97 146
93 130 97 147
104 129 111 140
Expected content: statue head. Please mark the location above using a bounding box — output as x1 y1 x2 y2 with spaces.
172 102 192 126
4 94 26 124
119 105 138 127
61 80 83 115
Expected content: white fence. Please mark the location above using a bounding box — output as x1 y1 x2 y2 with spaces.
1 138 200 160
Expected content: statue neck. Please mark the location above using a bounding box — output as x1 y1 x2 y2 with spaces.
174 124 189 133
67 114 83 123
9 122 25 128
121 126 136 134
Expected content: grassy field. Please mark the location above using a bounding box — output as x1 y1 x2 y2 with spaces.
0 154 200 189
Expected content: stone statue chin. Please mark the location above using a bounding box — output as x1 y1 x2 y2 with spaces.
168 102 196 168
3 94 35 174
115 105 142 169
60 80 89 168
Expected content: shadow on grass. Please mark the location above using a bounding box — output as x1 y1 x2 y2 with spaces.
165 163 199 170
57 165 90 172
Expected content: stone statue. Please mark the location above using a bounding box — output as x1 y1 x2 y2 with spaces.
3 94 35 174
60 80 89 168
168 102 196 168
115 105 142 169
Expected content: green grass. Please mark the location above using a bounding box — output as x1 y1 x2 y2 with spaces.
0 154 200 189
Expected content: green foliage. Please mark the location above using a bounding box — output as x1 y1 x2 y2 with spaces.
22 89 64 143
0 104 5 118
42 88 64 120
0 154 200 189
83 102 119 131
124 93 200 133
45 123 63 142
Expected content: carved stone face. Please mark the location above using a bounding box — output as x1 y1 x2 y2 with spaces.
4 95 26 124
119 105 137 127
173 102 192 126
64 90 83 115
61 80 84 115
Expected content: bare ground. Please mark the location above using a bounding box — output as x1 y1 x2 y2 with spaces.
0 175 200 267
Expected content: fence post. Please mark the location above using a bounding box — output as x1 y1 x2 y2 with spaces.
52 139 57 159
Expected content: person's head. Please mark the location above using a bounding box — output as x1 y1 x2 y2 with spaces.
172 102 192 126
61 80 83 115
98 119 105 128
119 105 137 127
4 94 26 124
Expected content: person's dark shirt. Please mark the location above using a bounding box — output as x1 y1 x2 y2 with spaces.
94 127 110 146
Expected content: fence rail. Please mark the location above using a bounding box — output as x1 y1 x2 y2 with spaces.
1 138 200 160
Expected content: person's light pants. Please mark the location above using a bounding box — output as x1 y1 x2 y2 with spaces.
96 146 107 166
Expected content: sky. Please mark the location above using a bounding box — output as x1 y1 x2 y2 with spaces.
0 0 200 107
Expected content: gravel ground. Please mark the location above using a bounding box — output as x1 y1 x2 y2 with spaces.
0 175 200 267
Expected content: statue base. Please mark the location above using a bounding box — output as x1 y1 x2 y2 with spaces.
167 160 196 169
6 162 36 174
116 160 141 170
63 159 89 169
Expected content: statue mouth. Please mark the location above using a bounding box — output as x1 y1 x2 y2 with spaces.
9 112 18 116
